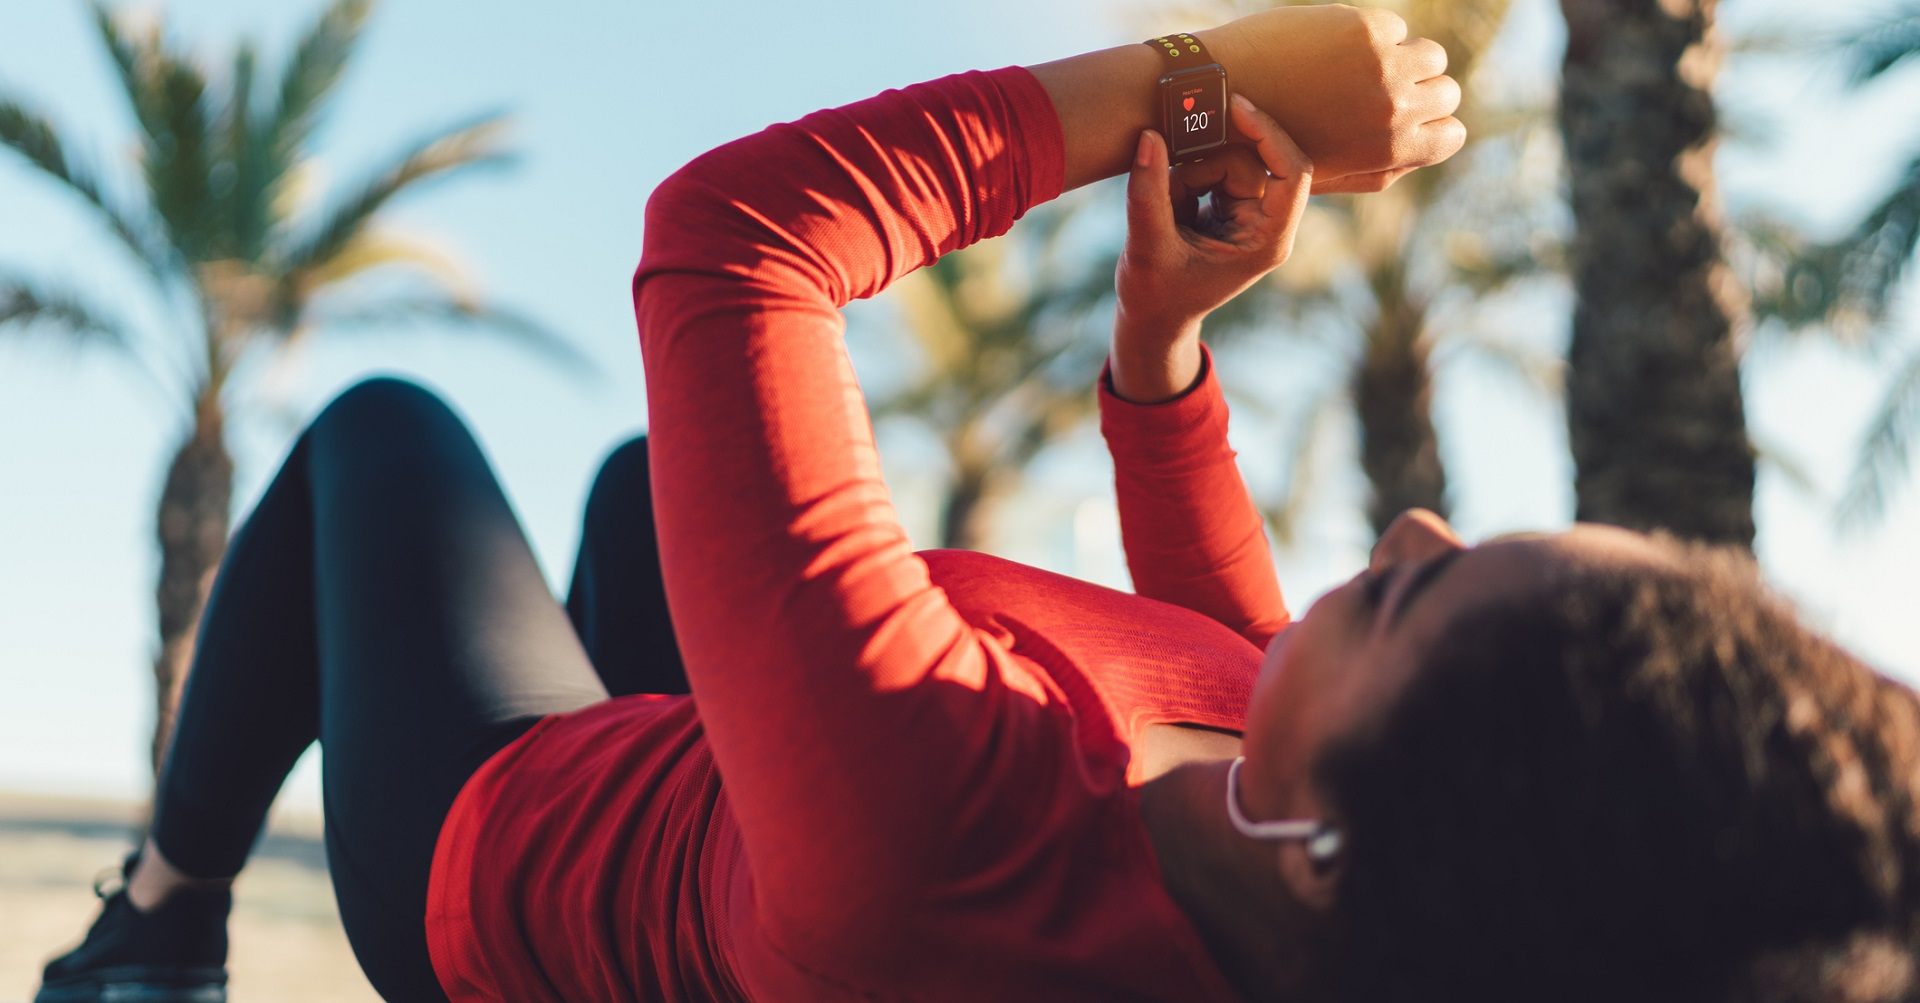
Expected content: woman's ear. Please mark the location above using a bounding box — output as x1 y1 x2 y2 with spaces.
1273 777 1341 911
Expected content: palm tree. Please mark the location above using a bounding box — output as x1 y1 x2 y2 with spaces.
0 0 580 772
1759 3 1920 526
1557 0 1757 547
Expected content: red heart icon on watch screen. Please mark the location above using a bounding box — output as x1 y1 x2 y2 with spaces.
1183 96 1195 111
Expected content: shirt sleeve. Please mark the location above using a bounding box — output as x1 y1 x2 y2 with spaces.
1098 345 1292 650
632 68 1071 954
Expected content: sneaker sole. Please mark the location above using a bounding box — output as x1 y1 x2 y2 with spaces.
35 988 224 1003
38 983 223 991
35 969 226 1003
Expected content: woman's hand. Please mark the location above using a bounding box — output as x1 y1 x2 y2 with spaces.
1204 4 1462 190
1109 94 1311 403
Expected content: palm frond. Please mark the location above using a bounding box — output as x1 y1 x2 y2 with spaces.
301 230 476 296
1739 212 1834 331
1837 341 1920 530
1747 148 1920 340
1751 433 1823 505
221 42 271 260
142 51 216 261
87 2 216 251
0 276 184 408
1830 148 1920 325
1844 4 1920 85
298 295 595 380
0 98 161 269
258 0 372 208
0 280 130 349
87 1 158 133
276 112 515 278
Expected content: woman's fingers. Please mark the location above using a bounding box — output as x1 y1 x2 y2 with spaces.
1400 36 1449 81
1395 73 1464 169
1361 6 1410 45
1226 93 1313 220
1414 74 1463 125
1419 115 1468 166
1172 145 1269 204
1124 130 1179 251
1264 169 1311 266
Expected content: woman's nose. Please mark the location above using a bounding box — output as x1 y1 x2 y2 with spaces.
1369 508 1465 573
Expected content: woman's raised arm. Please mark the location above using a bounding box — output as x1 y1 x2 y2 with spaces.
630 7 1457 976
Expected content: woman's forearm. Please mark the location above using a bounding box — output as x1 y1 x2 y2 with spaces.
1026 4 1459 193
1025 39 1175 193
1109 307 1204 403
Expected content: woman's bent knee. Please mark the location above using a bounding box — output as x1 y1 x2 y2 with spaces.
310 376 466 444
306 377 478 472
584 436 651 513
314 376 450 431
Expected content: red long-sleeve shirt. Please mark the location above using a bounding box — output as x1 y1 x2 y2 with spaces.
424 65 1290 1001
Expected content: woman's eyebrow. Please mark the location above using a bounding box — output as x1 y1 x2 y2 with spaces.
1384 549 1465 629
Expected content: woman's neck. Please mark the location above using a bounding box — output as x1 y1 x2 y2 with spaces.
1136 759 1319 1003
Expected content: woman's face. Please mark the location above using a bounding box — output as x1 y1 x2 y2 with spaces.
1235 510 1675 829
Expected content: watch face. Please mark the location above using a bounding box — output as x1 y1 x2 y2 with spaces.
1161 66 1227 161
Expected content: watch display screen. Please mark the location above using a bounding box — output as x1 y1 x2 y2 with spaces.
1162 67 1227 160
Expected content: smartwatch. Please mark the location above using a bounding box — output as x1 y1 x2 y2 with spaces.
1144 32 1229 166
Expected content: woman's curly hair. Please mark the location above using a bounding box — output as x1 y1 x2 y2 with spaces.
1313 539 1920 1002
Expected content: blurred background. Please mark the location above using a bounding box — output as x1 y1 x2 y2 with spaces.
1 0 1914 997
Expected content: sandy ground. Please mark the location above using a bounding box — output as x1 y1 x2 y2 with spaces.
0 791 381 1002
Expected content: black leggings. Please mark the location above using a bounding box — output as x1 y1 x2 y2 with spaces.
147 377 687 1001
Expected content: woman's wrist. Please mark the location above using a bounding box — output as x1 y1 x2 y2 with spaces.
1110 309 1205 403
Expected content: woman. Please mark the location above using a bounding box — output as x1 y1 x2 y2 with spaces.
38 4 1920 1002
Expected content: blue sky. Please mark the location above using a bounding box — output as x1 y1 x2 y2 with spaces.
0 0 1914 813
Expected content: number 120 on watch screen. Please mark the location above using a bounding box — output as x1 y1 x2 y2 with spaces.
1160 67 1228 164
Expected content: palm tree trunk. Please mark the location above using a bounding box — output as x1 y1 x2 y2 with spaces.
1353 295 1448 539
150 390 232 773
1558 0 1755 547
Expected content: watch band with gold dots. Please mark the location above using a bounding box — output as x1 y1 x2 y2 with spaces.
1143 32 1217 66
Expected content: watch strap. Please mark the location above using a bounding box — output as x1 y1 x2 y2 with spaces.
1143 32 1217 66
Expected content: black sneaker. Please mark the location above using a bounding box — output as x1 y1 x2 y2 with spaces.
34 853 230 1003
